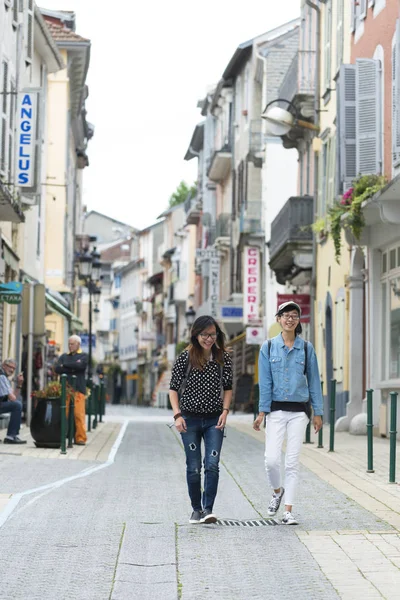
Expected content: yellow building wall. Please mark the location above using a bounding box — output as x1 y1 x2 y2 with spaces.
45 312 68 353
314 0 352 396
44 49 69 293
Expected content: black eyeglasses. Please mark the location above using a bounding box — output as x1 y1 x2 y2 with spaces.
281 315 300 321
200 333 217 340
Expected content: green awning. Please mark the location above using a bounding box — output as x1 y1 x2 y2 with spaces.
45 292 83 329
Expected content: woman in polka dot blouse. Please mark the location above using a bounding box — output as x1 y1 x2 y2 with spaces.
169 315 233 524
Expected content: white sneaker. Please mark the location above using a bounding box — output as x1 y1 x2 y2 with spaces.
267 487 285 516
281 511 298 525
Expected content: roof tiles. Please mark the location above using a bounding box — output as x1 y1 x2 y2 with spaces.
45 21 89 43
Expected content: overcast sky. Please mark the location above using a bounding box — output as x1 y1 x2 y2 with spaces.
44 0 300 230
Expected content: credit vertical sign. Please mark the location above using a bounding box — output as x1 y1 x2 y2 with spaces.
210 256 220 318
16 91 38 187
243 246 260 324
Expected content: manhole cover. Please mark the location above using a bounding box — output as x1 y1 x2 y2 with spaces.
217 519 278 527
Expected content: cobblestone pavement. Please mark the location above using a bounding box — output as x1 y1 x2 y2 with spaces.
0 407 399 599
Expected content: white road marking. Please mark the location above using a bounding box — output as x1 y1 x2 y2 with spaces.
0 419 129 530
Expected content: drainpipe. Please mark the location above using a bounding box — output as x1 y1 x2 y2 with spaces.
306 0 321 346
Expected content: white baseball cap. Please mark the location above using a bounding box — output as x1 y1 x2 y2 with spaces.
276 301 301 316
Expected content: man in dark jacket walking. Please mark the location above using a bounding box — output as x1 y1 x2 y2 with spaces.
55 335 88 445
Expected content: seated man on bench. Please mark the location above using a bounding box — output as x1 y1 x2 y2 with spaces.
0 359 26 444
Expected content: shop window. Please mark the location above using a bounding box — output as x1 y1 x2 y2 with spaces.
382 252 387 274
389 277 400 379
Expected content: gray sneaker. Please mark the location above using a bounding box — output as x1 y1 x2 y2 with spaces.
200 509 217 524
267 487 285 516
189 510 202 524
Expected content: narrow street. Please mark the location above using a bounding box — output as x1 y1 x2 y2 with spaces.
0 407 399 599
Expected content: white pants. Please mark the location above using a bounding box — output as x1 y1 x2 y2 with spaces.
264 410 309 507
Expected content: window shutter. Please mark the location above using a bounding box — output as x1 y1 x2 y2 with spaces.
2 61 8 115
360 0 367 19
338 64 356 192
356 58 381 176
395 19 400 161
12 0 18 24
0 117 6 173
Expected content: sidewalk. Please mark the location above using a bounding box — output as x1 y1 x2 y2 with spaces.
0 419 121 462
229 416 400 529
229 415 400 600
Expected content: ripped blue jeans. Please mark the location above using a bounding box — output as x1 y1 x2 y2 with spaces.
181 414 224 512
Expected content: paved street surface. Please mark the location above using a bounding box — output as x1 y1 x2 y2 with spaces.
0 406 400 599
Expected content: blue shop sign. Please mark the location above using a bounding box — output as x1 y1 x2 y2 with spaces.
80 333 96 352
221 306 243 318
16 91 38 187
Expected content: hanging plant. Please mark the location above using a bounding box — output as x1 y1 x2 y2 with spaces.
321 174 387 263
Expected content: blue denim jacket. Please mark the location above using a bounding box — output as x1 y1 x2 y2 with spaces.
258 334 323 416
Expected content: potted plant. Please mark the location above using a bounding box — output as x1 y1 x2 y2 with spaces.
30 381 74 448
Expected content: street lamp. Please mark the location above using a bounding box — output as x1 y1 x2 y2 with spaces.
261 99 320 136
77 248 102 381
185 306 196 328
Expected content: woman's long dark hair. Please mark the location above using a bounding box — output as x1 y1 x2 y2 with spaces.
187 315 226 370
277 304 303 336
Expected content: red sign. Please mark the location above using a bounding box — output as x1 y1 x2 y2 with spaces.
243 247 260 325
277 294 310 323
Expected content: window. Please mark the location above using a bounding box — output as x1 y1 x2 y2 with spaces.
393 22 400 169
114 275 121 289
336 0 344 73
338 60 382 192
324 0 332 91
1 61 8 175
26 0 34 63
381 244 400 380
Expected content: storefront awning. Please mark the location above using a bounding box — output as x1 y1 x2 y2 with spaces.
45 292 83 329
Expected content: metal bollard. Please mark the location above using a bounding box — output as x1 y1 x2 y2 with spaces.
99 381 104 423
329 379 336 452
366 389 374 473
87 377 92 433
389 391 398 484
60 374 67 455
304 413 313 444
68 376 76 448
318 381 324 448
92 385 98 430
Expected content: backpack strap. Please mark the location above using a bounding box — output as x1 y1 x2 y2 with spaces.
268 339 271 357
178 353 192 400
303 340 308 376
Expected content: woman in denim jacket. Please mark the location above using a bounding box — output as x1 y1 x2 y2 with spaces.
253 301 323 525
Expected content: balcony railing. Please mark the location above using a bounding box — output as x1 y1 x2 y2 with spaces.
240 202 263 235
216 213 230 239
269 196 313 263
278 50 316 105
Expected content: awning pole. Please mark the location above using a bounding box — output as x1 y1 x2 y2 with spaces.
26 282 34 426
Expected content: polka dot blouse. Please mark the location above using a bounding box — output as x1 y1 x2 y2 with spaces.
170 350 233 415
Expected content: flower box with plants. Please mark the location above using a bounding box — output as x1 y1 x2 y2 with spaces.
30 380 75 448
312 174 387 263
